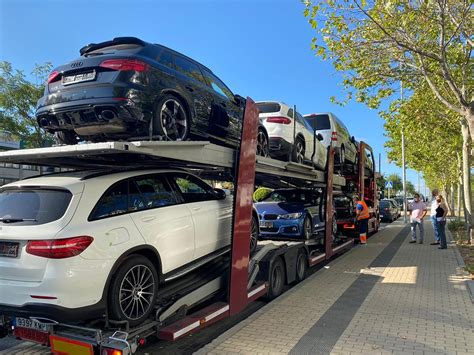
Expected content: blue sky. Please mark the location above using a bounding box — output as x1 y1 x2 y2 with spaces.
0 0 425 191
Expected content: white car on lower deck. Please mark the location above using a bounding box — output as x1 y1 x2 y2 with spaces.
256 101 327 170
0 169 232 326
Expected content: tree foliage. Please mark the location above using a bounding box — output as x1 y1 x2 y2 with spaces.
304 0 473 139
253 187 273 202
0 61 52 148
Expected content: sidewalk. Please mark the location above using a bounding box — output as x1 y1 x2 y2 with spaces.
198 221 474 354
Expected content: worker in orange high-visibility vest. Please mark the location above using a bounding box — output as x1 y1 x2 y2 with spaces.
353 195 370 244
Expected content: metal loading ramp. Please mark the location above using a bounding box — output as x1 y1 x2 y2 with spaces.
0 140 345 187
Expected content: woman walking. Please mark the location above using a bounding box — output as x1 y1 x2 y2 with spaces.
435 195 448 249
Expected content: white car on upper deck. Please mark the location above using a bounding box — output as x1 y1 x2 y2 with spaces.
256 101 327 170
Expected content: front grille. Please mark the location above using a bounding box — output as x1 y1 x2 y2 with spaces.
263 214 278 220
261 227 279 233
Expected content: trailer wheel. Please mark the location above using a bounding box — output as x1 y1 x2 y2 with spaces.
295 250 308 283
108 255 158 327
267 257 285 300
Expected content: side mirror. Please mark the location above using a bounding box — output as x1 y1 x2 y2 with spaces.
234 94 245 106
317 133 324 141
214 188 227 200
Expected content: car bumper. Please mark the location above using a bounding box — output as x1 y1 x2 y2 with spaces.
36 98 145 134
259 219 304 239
269 137 292 159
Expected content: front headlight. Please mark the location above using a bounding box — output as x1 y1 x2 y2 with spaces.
278 212 303 219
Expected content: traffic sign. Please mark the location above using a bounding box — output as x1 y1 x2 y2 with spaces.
385 181 393 189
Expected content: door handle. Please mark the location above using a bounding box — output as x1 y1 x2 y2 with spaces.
185 85 194 92
141 216 156 222
192 207 202 212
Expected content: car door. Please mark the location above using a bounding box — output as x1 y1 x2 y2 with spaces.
334 115 357 162
308 190 324 233
173 54 212 136
201 68 243 147
127 174 195 274
168 173 233 260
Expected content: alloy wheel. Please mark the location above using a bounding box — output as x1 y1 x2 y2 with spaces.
119 265 155 320
256 130 269 157
250 217 258 254
304 217 312 239
159 99 188 140
296 140 305 164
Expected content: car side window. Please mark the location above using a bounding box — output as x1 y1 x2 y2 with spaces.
156 49 175 69
202 69 234 101
287 108 294 118
90 181 129 220
133 176 178 210
171 174 216 203
174 55 207 84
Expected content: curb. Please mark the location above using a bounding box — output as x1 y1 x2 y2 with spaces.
446 228 474 303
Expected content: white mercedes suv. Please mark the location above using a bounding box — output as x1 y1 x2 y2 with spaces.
256 101 327 170
0 169 232 326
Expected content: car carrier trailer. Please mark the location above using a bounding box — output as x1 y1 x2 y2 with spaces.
0 98 362 354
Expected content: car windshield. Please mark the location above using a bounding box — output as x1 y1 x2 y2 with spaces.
0 188 72 225
305 114 331 130
264 190 309 203
257 102 281 113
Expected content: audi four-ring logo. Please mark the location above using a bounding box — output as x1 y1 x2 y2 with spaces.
71 61 83 68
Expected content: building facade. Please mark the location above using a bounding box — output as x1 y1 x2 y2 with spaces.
0 131 39 185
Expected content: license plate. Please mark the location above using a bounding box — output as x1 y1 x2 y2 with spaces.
0 241 19 258
260 221 273 228
62 71 96 85
15 317 49 332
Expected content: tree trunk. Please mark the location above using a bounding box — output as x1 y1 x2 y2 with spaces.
460 120 473 243
467 103 474 155
456 183 461 218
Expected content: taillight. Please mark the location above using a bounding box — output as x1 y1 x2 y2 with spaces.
102 349 123 355
26 236 93 259
266 116 292 124
47 71 60 84
331 131 338 141
99 59 149 72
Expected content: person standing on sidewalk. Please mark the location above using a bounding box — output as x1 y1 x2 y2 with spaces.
435 195 448 249
429 189 441 245
409 193 427 244
353 195 370 244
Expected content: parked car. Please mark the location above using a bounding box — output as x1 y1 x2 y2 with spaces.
36 37 254 151
0 169 233 326
393 196 405 210
303 113 358 168
254 188 337 242
256 101 327 170
380 199 400 222
356 141 374 174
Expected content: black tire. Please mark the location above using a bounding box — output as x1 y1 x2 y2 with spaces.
303 215 313 239
256 128 270 157
266 257 285 299
152 94 190 141
108 255 158 327
54 131 77 145
292 138 305 164
295 249 308 283
250 214 259 255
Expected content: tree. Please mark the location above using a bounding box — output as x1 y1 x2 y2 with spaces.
386 173 403 194
0 61 53 148
304 0 473 140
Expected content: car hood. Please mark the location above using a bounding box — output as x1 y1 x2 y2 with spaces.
255 202 305 215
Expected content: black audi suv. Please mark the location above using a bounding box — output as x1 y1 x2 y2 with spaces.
36 37 269 155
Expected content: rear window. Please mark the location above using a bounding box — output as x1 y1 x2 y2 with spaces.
0 188 72 225
87 44 143 55
257 103 281 114
380 201 390 208
305 114 331 131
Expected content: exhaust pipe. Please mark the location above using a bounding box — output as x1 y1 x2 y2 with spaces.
101 109 117 120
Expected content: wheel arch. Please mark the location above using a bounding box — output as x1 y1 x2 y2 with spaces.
159 89 195 122
101 245 164 302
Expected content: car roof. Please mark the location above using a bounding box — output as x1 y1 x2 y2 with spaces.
1 168 188 193
256 101 290 108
